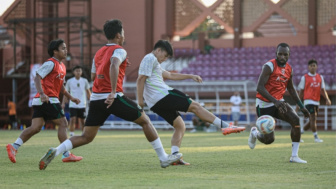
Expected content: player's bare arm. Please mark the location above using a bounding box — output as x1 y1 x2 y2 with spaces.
257 64 287 113
321 88 331 105
86 89 91 101
162 71 202 83
61 95 68 109
136 74 148 108
126 57 131 67
295 89 304 111
91 73 96 81
34 73 49 103
287 76 309 117
105 57 121 108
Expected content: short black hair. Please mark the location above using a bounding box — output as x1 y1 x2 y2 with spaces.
48 39 65 57
308 59 318 65
276 43 290 51
153 40 173 57
104 19 123 40
72 65 82 72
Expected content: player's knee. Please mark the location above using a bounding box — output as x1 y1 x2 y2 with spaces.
189 102 202 113
291 127 301 135
258 134 274 144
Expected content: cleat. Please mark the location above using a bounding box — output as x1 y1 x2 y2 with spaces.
39 148 57 170
160 153 182 168
6 144 17 163
222 125 245 135
290 156 307 164
314 138 323 143
248 127 257 149
300 139 304 143
171 158 190 166
62 153 83 162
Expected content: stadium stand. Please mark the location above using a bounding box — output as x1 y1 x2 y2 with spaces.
178 44 335 88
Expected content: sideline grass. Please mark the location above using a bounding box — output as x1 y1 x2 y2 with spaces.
0 130 335 189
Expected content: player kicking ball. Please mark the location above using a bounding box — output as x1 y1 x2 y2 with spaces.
136 40 245 165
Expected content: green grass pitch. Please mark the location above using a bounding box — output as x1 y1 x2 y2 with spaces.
0 129 335 189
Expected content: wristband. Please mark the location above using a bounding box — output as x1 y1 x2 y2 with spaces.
298 101 304 109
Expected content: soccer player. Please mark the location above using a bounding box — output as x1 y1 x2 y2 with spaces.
248 43 310 163
136 40 245 165
62 65 91 137
39 19 181 170
6 39 83 163
297 59 331 142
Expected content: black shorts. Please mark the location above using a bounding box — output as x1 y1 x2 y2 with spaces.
32 103 65 121
150 89 192 126
85 95 143 126
305 104 318 114
256 105 281 119
69 108 86 119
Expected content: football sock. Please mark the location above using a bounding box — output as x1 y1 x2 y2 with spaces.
171 146 179 155
55 139 73 157
13 138 23 150
291 142 300 157
63 151 70 157
150 138 168 161
313 132 318 139
213 117 230 128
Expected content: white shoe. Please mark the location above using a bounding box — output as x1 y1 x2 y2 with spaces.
160 153 182 168
314 138 323 143
248 127 257 149
290 156 307 163
190 129 197 133
300 139 304 143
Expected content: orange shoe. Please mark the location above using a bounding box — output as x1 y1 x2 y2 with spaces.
222 125 246 135
62 153 83 162
6 144 17 163
171 158 190 166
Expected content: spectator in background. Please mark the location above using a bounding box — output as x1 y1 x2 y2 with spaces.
7 97 17 130
230 91 242 126
297 59 331 143
62 65 91 137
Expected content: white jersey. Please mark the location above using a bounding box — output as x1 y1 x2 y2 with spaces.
138 53 172 108
230 95 242 112
66 77 90 108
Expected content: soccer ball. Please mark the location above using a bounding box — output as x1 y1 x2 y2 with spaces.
256 115 275 134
